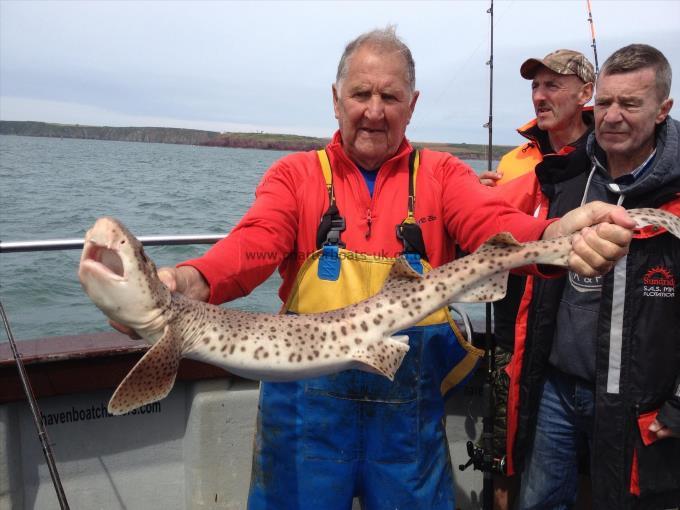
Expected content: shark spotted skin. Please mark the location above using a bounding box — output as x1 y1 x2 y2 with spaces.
78 209 680 414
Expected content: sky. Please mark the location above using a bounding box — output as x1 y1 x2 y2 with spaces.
1 0 679 145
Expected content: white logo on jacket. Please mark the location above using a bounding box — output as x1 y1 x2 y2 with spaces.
569 271 603 293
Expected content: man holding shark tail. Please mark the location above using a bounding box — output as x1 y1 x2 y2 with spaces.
506 44 680 510
113 28 633 509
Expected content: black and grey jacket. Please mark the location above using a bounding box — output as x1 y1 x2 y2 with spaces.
513 117 680 509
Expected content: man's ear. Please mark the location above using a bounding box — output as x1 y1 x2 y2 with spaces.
656 97 674 124
332 84 340 120
580 81 594 106
408 90 420 121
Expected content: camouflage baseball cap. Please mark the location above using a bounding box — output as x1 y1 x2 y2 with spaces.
520 49 595 83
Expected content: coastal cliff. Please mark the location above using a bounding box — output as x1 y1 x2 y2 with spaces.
0 121 219 145
0 121 511 160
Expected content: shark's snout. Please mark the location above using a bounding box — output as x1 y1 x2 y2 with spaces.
80 224 128 282
80 216 137 280
84 241 125 278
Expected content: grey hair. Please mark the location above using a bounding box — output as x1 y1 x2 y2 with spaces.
336 26 416 91
600 43 672 100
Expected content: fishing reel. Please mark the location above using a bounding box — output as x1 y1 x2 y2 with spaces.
458 440 506 475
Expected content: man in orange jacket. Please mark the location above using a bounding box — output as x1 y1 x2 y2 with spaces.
478 49 596 510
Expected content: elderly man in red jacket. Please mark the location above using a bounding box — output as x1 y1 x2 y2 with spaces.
115 27 633 510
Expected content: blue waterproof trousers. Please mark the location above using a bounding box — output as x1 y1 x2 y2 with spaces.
247 323 458 510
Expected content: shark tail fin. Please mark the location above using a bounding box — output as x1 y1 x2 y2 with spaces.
351 334 410 381
108 325 182 415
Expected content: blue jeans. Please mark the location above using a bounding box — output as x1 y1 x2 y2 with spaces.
518 368 595 510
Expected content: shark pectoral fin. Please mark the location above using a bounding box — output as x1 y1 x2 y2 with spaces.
456 271 509 303
352 335 410 381
108 325 182 415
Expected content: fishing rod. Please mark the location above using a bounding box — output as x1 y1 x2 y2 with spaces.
480 2 497 508
586 0 600 74
0 301 71 509
458 3 503 510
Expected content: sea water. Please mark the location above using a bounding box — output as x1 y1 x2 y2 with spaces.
0 135 491 342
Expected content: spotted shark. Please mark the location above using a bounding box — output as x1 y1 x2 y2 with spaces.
78 209 680 414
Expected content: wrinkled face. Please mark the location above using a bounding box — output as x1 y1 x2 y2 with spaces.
594 67 672 168
532 67 592 132
333 45 419 170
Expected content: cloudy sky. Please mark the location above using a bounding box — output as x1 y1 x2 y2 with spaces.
1 0 678 145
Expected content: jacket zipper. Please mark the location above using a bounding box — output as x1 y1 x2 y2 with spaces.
364 169 381 240
365 208 372 239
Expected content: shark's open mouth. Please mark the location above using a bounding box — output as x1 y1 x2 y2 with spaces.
84 242 125 278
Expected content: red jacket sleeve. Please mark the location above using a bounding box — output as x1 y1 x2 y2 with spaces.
179 159 300 305
440 155 555 254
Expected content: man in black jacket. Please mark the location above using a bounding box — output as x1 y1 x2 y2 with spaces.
510 44 680 510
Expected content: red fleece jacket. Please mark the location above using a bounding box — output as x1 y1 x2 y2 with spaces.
181 131 554 305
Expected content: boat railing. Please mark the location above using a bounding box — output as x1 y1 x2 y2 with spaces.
0 234 225 253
